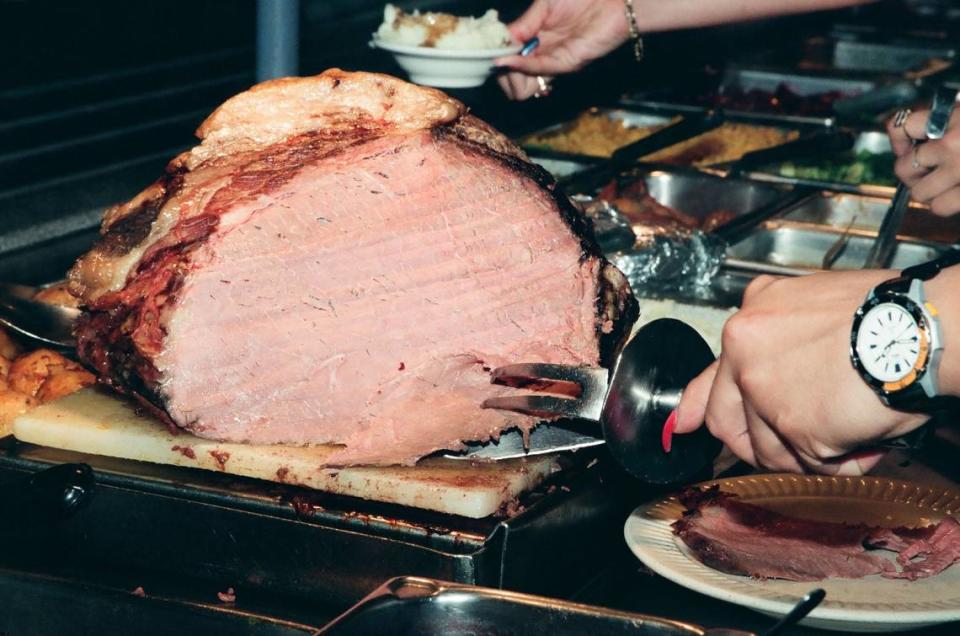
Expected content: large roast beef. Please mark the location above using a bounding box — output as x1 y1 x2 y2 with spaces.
69 70 637 465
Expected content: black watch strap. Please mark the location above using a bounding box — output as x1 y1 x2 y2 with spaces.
870 249 960 414
877 248 960 295
885 382 956 414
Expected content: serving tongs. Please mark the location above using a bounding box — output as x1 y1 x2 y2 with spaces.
560 110 725 195
864 86 958 269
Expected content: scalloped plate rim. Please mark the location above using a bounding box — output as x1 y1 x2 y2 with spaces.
625 474 960 630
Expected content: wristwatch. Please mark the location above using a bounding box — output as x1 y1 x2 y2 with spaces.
850 249 960 414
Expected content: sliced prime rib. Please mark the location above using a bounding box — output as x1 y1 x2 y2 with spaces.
68 69 637 466
673 486 960 581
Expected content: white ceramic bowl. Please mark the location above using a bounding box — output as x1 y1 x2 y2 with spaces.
371 36 521 88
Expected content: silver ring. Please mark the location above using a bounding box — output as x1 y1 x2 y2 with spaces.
893 108 912 128
533 75 552 99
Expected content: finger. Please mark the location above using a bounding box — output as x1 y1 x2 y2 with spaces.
894 152 933 187
494 52 579 76
497 73 515 100
703 359 756 466
931 187 960 217
903 109 932 143
912 164 960 203
741 274 780 305
817 449 887 476
511 74 539 101
744 403 805 473
507 0 549 43
888 115 914 157
675 360 718 434
503 72 528 101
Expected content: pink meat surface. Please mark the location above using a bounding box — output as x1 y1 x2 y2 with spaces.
69 70 636 465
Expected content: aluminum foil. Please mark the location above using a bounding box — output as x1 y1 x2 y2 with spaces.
575 195 726 294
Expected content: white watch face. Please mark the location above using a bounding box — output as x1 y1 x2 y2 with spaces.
856 302 923 383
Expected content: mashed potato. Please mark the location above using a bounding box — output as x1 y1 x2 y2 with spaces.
376 4 512 50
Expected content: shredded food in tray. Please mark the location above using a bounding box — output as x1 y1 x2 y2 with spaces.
522 110 678 158
643 123 799 167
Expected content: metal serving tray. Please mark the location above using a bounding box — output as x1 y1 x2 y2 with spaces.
618 95 835 130
528 154 593 179
725 225 948 274
0 440 633 609
318 576 754 636
783 192 960 244
625 169 790 224
743 131 897 197
804 36 956 73
721 67 877 97
0 567 326 636
520 108 676 159
621 67 887 128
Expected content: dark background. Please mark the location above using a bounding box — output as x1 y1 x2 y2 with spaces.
0 0 938 281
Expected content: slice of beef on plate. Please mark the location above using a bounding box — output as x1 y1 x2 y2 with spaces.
673 486 960 581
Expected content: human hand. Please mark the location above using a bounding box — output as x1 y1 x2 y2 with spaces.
674 271 928 475
888 107 960 216
495 0 630 101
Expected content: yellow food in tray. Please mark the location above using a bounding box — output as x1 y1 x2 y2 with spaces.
643 123 799 167
522 109 677 158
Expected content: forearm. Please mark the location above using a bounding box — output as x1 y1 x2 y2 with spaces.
632 0 878 34
926 265 960 395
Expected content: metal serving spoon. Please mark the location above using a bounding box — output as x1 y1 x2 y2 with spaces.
0 283 79 349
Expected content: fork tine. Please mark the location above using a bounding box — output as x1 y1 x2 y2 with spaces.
490 363 604 386
482 394 588 419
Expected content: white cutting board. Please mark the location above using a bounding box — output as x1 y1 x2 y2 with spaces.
12 388 561 519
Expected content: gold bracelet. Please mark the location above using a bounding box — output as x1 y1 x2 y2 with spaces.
623 0 644 63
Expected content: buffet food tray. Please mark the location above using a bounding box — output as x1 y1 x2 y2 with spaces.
0 439 635 608
0 566 326 636
618 168 790 224
725 224 950 274
519 107 679 161
318 576 752 636
622 68 883 128
803 36 956 73
783 191 960 244
741 130 898 197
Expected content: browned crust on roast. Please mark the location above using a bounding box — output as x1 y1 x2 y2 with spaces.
179 69 465 171
69 70 467 305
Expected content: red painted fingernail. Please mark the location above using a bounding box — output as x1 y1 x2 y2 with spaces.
845 449 887 461
662 409 678 454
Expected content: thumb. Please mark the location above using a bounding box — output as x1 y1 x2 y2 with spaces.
508 0 549 43
818 449 887 476
674 360 719 434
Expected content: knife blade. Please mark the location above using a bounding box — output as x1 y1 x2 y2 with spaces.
443 425 603 461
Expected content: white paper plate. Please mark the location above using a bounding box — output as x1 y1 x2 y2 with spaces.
625 474 960 632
